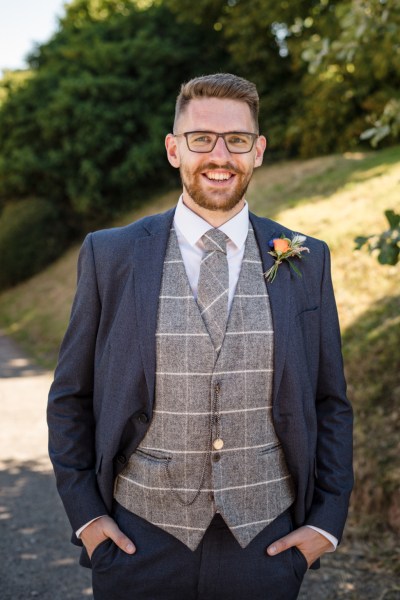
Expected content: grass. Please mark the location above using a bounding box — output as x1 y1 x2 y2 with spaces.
0 145 399 554
248 148 400 332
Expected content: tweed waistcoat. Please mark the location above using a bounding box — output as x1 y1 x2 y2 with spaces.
114 225 294 550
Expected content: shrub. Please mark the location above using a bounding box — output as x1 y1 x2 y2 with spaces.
0 198 69 290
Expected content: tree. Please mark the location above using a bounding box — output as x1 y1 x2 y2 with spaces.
291 0 400 156
0 0 231 227
164 0 317 156
163 0 400 157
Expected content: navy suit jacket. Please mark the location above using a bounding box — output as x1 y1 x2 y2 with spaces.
47 207 353 552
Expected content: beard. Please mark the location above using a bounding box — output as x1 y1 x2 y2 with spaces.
180 161 253 212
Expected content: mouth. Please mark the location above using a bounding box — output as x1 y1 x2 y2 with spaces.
201 170 236 185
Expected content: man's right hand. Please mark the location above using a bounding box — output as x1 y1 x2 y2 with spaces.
80 515 136 559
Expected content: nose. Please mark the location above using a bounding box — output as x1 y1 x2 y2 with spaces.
209 135 231 161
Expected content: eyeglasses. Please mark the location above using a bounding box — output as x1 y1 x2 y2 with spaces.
173 131 259 154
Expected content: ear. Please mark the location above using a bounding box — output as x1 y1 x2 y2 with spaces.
254 135 267 168
165 133 181 168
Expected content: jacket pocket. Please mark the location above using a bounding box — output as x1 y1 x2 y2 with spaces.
295 306 319 319
90 537 112 565
95 453 103 474
291 546 308 581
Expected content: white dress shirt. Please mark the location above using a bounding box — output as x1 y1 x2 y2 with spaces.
173 195 248 313
77 196 337 551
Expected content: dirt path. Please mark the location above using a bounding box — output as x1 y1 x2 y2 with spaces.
0 332 93 599
0 332 399 599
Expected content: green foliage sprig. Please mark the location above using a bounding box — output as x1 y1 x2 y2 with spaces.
355 210 400 266
360 99 400 148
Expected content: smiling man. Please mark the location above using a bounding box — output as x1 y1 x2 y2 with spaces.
169 96 263 216
48 73 353 600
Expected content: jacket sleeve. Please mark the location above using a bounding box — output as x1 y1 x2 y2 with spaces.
47 234 108 538
306 242 354 541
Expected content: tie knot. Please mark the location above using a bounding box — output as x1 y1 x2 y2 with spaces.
202 229 228 254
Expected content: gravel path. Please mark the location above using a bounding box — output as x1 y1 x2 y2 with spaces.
0 332 399 599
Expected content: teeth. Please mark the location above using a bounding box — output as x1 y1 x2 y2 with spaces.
206 172 231 181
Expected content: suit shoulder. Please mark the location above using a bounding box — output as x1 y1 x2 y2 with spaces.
250 212 328 254
88 207 176 250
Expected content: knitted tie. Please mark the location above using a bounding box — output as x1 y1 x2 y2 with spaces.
197 228 229 352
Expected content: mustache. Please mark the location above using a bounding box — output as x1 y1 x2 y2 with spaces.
195 162 243 175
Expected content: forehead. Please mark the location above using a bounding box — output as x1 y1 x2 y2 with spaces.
177 97 255 132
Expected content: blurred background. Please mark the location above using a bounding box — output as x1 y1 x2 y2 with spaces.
0 0 399 598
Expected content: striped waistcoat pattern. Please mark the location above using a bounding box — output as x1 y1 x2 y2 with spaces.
114 225 295 550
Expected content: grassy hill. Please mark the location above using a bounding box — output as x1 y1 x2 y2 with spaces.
0 146 399 566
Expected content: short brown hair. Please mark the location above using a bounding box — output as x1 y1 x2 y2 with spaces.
174 73 259 132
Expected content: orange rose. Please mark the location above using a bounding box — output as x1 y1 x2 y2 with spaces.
273 238 290 253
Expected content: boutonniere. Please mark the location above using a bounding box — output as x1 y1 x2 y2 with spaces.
264 234 310 283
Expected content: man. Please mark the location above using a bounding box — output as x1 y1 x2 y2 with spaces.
48 73 353 600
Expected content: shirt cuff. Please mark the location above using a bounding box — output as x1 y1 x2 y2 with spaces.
306 526 338 551
76 515 106 539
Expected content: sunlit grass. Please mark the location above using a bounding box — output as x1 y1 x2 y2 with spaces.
248 147 400 335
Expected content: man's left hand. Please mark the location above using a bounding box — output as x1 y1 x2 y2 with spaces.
266 526 334 568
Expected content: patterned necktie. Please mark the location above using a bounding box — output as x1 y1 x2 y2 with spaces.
197 228 229 352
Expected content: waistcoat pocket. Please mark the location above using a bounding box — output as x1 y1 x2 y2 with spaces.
259 442 282 455
135 448 172 462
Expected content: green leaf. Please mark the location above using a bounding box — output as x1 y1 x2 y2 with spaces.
378 244 399 266
288 260 302 277
354 236 370 250
360 128 376 141
384 210 400 230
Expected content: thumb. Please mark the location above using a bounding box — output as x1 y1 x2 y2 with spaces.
267 530 297 557
103 518 136 555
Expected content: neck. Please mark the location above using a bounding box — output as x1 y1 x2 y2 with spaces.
182 193 245 228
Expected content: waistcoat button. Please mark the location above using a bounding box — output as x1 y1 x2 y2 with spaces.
212 453 221 462
138 413 149 423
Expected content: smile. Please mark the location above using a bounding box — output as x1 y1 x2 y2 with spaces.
203 171 235 182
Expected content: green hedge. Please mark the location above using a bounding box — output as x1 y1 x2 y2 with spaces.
0 198 69 290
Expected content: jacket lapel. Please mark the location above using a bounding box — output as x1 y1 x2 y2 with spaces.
133 208 176 409
250 212 291 402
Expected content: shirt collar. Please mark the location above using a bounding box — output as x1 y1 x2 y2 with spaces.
173 195 249 250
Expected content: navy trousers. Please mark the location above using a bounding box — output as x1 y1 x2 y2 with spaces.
90 502 308 600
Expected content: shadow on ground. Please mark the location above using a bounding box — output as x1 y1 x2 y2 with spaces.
0 332 47 378
0 459 93 600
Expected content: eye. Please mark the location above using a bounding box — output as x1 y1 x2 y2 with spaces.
227 134 249 145
190 133 213 144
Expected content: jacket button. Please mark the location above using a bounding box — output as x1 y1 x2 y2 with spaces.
138 413 149 423
117 454 126 464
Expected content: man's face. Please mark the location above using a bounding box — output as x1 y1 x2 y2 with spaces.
166 98 266 213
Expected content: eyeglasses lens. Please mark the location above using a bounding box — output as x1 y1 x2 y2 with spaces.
186 132 255 153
